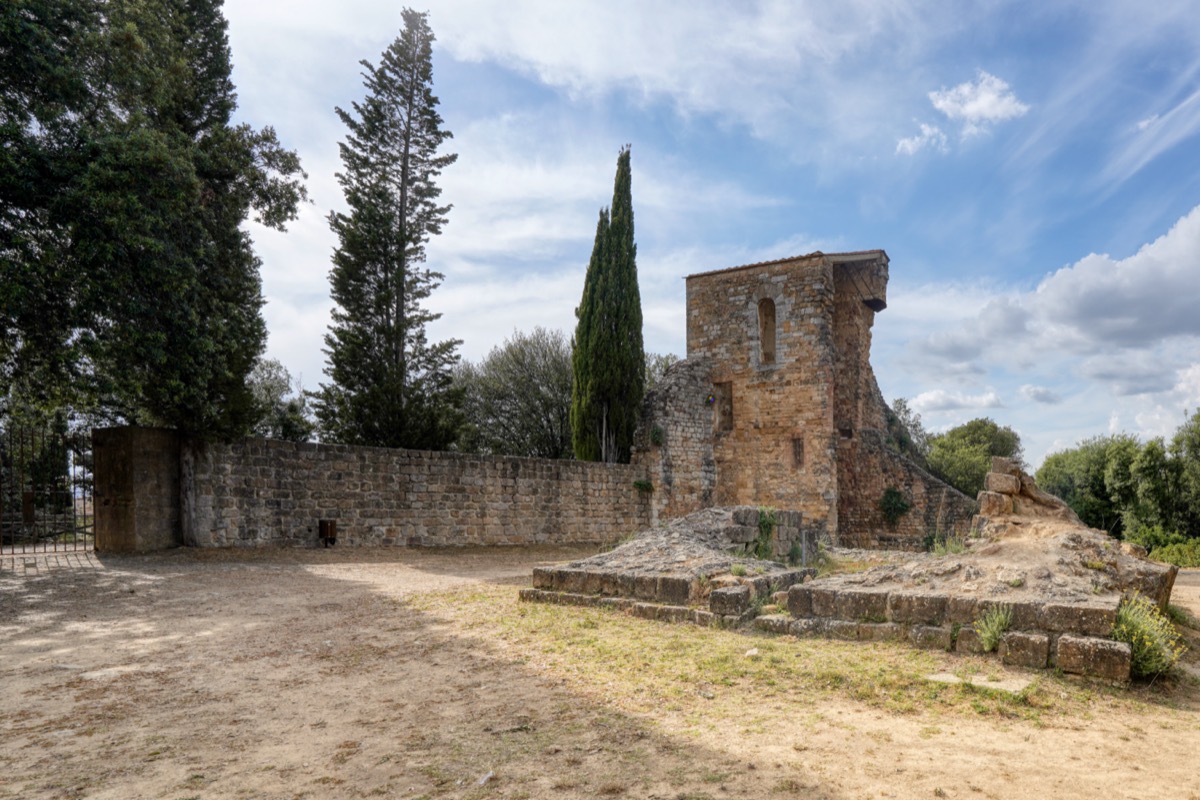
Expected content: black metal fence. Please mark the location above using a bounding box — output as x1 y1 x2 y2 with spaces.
0 423 93 557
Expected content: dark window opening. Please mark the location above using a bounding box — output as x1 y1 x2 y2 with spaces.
839 427 853 440
791 437 804 468
757 298 776 364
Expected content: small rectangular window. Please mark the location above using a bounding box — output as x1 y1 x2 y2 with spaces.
791 437 804 468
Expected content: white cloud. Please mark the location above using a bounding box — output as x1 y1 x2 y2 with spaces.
929 70 1029 137
896 123 948 156
1020 385 1062 404
912 389 1004 413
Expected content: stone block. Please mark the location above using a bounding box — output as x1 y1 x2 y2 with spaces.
599 597 634 612
910 625 953 650
826 619 860 640
531 568 555 590
991 457 1020 475
984 472 1021 495
810 586 840 617
945 596 977 624
633 574 658 600
788 584 814 618
977 492 1014 517
976 599 1040 631
754 614 794 635
1039 600 1119 636
857 622 902 642
955 626 983 654
836 589 890 622
1056 635 1131 682
792 618 826 637
710 585 751 615
518 588 544 603
692 609 716 627
726 525 759 544
888 592 947 625
657 575 692 605
657 605 691 623
999 632 1049 669
632 602 659 620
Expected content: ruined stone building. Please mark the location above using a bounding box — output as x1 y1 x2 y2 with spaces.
633 250 976 549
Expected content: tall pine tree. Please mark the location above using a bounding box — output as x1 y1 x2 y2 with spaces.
571 146 645 463
313 9 462 449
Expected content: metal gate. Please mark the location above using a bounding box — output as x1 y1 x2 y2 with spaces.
1 423 94 564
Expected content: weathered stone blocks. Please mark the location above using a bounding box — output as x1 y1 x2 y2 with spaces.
999 632 1049 668
1039 601 1118 637
910 625 952 650
836 588 889 622
787 584 814 618
984 472 1021 495
977 491 1014 516
709 585 751 616
1056 635 1131 682
888 592 946 625
955 626 983 654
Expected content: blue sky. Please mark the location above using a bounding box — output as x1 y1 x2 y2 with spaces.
223 0 1200 468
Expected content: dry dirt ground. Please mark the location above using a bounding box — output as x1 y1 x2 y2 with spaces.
3 546 1200 800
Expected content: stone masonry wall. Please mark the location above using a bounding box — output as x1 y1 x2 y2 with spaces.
673 254 840 543
631 357 718 523
181 437 651 547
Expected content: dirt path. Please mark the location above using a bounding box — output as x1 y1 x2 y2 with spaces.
2 548 1199 799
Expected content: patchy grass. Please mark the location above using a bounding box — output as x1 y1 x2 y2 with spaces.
407 586 1135 726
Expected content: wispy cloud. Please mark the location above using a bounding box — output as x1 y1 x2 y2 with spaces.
912 388 1004 413
896 123 948 156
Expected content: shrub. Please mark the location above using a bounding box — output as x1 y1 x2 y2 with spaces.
1149 539 1200 568
928 532 966 556
1112 593 1187 679
879 487 911 527
730 562 747 577
632 479 653 493
974 604 1012 653
755 506 777 561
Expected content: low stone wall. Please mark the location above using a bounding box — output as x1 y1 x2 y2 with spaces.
93 427 651 551
181 436 652 548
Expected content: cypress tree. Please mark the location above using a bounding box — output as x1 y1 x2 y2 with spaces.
312 9 462 449
571 146 645 463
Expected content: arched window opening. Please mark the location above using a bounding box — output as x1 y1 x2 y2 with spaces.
757 298 776 364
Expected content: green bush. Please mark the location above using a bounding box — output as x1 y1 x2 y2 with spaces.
1113 593 1187 678
1149 539 1200 568
879 487 911 528
974 604 1012 653
755 506 777 561
1125 524 1186 551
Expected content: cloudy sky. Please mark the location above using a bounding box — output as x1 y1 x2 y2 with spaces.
223 0 1200 468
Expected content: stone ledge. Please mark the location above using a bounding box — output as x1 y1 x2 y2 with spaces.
1056 635 1131 682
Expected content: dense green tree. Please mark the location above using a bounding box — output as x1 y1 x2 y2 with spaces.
885 397 931 469
925 417 1023 497
1 0 307 437
248 358 314 442
571 146 645 463
456 328 573 459
312 9 462 449
1036 435 1139 535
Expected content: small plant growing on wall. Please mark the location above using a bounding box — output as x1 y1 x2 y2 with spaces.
649 425 665 446
632 479 654 493
755 506 777 561
879 487 910 528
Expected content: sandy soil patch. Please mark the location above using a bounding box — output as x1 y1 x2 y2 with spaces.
2 547 1200 799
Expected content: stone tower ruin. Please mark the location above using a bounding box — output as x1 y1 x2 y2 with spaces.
632 250 976 549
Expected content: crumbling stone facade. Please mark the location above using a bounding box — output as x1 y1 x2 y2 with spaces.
633 250 975 548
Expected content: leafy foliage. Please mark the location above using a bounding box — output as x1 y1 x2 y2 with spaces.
1149 540 1200 568
878 487 911 527
755 506 777 561
248 358 314 442
886 398 930 468
926 418 1023 497
311 9 462 449
1112 593 1186 679
455 327 572 459
2 0 307 437
1038 410 1200 543
571 146 645 463
974 604 1012 653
